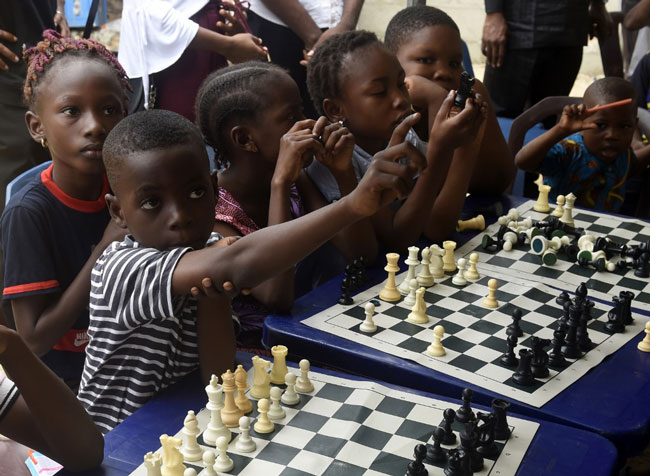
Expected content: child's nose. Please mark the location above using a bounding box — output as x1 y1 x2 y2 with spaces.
83 112 107 136
169 204 192 229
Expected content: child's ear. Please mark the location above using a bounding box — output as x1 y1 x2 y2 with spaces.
105 193 128 229
231 125 258 153
323 98 346 124
25 110 45 144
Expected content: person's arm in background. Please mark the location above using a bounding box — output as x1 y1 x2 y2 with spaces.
624 0 650 30
590 0 614 39
54 1 70 37
481 0 507 68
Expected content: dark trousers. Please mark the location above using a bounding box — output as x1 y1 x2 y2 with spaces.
484 46 583 119
247 10 318 119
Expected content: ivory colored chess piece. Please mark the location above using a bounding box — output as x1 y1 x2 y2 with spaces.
250 355 271 399
360 302 377 333
235 416 257 453
234 364 253 414
534 184 551 212
160 434 185 476
379 253 401 302
220 369 243 427
560 192 576 227
417 247 435 287
267 386 286 420
456 214 485 232
464 252 480 280
281 373 300 405
452 258 468 286
427 325 446 356
429 244 445 278
270 345 289 384
181 411 203 461
551 195 565 217
202 375 230 446
253 398 274 434
534 173 544 188
399 246 420 294
144 451 162 476
442 241 457 273
295 359 314 393
213 436 233 473
403 278 417 306
199 451 217 476
638 321 650 352
407 287 428 324
482 279 499 308
184 469 197 476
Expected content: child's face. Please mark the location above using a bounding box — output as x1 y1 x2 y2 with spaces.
27 58 125 177
334 43 411 153
396 25 464 92
581 99 636 163
110 142 217 251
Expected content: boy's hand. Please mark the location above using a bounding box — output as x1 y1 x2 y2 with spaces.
346 114 425 216
430 90 487 151
273 119 323 186
404 75 447 111
557 104 597 135
191 236 252 297
312 117 355 173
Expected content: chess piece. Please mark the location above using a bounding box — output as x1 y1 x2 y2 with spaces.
235 416 257 453
337 276 353 305
184 469 197 476
452 258 468 286
360 302 377 333
482 279 499 308
638 321 650 352
253 398 274 434
441 408 457 444
399 246 420 294
464 252 480 280
407 287 429 324
548 328 569 368
181 411 203 461
513 349 535 386
379 253 401 302
270 345 289 384
444 448 464 476
281 372 300 405
442 240 457 272
417 247 435 287
213 436 234 473
534 173 544 188
234 364 253 414
492 398 511 440
456 214 486 232
551 195 565 217
534 184 551 212
425 426 447 464
250 355 271 399
500 333 519 367
429 244 445 278
203 375 230 446
530 337 550 378
403 278 418 307
267 386 286 420
199 451 218 476
502 231 519 251
506 308 523 337
475 412 498 459
144 451 162 476
460 421 484 472
160 434 186 476
561 304 582 359
426 325 446 356
295 359 314 393
456 388 475 423
560 192 575 227
407 443 428 476
221 369 244 427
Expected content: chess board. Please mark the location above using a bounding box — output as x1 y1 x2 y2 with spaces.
456 199 650 313
302 272 646 407
128 369 538 476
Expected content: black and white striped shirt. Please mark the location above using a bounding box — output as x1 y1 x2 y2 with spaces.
0 373 19 421
78 234 219 433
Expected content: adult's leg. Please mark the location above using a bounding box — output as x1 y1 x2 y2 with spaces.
483 48 538 118
528 46 583 106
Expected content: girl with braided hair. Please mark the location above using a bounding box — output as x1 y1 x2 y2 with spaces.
0 30 129 388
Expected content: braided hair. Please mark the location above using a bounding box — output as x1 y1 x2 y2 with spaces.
23 29 130 109
195 61 286 169
384 6 459 54
306 30 380 117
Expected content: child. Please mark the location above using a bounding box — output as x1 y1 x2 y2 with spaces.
77 109 423 432
0 325 103 472
195 61 378 348
383 6 515 211
0 31 129 387
306 30 487 248
515 77 650 212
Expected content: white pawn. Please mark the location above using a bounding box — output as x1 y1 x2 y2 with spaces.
482 278 499 308
551 195 565 217
638 321 650 352
398 246 420 294
281 373 300 405
267 386 286 420
417 247 435 287
213 436 233 473
184 469 197 476
253 399 274 434
181 411 203 461
429 245 445 279
403 278 418 306
295 359 314 393
464 252 480 280
452 258 468 286
502 231 518 251
199 451 217 476
360 302 377 333
426 325 446 357
235 416 256 453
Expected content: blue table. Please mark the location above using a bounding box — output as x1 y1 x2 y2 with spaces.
263 195 650 458
69 352 617 476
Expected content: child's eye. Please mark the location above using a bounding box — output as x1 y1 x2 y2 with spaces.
450 61 461 68
190 188 205 199
417 57 433 64
596 123 607 130
61 106 79 116
140 198 159 210
104 105 117 115
370 89 387 97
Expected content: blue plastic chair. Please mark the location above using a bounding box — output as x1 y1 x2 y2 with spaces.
5 161 51 206
461 40 474 78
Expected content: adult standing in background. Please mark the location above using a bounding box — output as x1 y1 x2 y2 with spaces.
247 0 365 118
481 0 613 119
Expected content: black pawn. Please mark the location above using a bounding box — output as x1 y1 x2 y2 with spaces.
456 388 475 424
513 348 535 386
555 291 571 308
530 336 550 378
548 328 569 368
337 277 353 305
406 444 427 476
506 308 523 337
441 408 457 445
425 426 447 464
460 421 484 472
574 283 588 307
481 234 499 250
492 398 511 440
500 333 519 367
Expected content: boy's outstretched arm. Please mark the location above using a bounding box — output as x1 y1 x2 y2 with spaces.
0 326 103 470
172 150 423 295
195 293 236 384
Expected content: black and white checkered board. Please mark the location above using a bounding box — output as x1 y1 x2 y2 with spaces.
456 199 650 313
302 272 646 407
128 369 538 476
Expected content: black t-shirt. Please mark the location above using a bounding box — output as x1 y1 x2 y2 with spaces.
0 0 56 105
